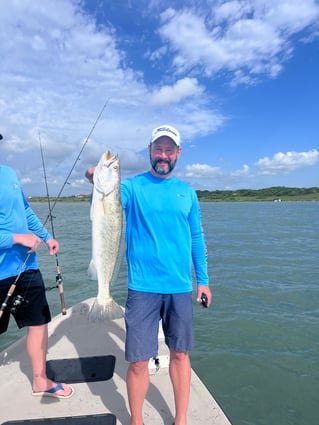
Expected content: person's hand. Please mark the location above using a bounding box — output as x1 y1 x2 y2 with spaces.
196 285 212 308
13 233 42 253
45 238 59 255
85 166 96 184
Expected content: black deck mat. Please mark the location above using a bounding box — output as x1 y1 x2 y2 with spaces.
2 413 116 425
46 355 116 383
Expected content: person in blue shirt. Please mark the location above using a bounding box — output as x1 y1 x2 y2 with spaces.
0 164 74 399
86 125 212 425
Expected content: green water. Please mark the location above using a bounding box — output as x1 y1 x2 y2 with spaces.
1 201 318 425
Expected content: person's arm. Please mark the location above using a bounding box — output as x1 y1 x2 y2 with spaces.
0 233 15 250
22 192 51 242
13 233 42 253
23 194 59 254
0 231 57 254
22 191 59 254
0 192 49 250
189 195 212 307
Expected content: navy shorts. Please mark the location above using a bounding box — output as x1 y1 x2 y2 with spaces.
124 289 194 362
0 269 51 334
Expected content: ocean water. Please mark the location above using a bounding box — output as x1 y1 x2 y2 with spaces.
1 201 318 425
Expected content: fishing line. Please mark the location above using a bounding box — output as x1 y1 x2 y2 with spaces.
43 97 110 225
0 99 109 318
39 133 67 315
38 98 110 313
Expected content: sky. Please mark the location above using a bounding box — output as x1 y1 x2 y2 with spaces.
1 0 319 197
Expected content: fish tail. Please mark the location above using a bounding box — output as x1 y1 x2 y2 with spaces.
88 297 124 321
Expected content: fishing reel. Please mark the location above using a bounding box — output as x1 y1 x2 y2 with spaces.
10 295 28 314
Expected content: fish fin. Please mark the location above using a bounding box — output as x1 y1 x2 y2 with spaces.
87 259 98 280
88 297 124 321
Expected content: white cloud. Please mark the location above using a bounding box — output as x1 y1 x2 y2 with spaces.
185 163 222 178
157 1 319 84
150 78 204 105
1 0 318 194
230 164 250 177
0 1 225 188
255 149 319 175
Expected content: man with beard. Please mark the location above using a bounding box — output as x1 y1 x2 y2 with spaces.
85 125 211 425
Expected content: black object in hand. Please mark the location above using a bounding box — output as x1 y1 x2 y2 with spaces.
200 293 208 308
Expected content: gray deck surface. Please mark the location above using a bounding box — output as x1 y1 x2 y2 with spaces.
0 298 231 425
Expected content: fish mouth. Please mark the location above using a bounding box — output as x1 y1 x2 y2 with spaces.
102 152 119 167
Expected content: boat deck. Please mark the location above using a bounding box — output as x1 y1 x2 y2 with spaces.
0 298 231 425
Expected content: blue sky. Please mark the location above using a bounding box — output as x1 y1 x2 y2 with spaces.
1 0 319 196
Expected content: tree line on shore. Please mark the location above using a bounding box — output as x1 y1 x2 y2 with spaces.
29 186 319 202
196 186 319 201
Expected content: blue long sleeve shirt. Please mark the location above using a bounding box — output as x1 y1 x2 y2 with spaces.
121 172 209 294
0 165 51 280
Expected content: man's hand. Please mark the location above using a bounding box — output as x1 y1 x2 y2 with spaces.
85 166 96 184
13 234 42 253
196 285 212 308
46 238 59 255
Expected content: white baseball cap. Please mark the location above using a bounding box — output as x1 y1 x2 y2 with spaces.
150 125 181 146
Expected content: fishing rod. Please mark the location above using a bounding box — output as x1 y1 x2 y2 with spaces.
38 98 109 313
0 254 31 319
43 97 110 226
1 100 109 318
39 133 67 315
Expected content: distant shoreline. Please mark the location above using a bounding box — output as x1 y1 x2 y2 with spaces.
28 186 319 202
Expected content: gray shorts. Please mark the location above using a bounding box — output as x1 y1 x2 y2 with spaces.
124 289 194 362
0 269 51 334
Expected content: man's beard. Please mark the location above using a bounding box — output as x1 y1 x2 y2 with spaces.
151 158 177 175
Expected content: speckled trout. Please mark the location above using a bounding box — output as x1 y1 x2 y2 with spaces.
88 150 124 320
